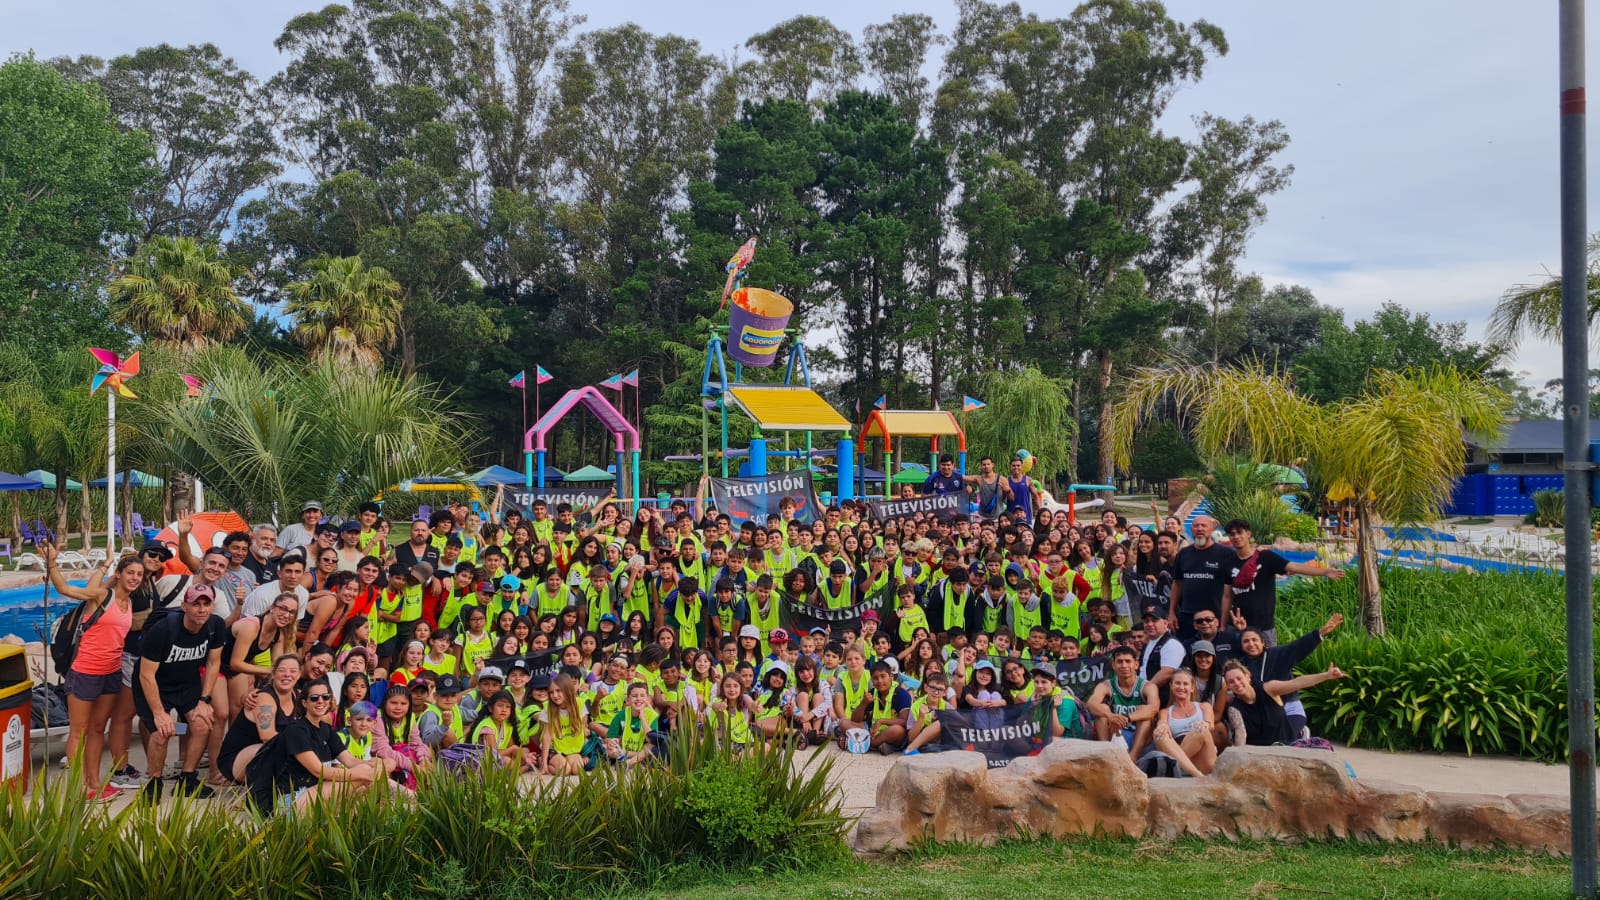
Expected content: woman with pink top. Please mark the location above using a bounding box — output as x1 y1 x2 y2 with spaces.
46 544 143 799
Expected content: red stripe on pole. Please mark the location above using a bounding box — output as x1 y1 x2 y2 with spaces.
1563 87 1586 115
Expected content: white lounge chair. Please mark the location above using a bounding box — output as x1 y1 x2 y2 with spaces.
13 552 44 571
55 551 92 569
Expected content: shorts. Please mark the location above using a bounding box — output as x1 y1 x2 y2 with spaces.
122 651 140 688
281 786 315 815
133 688 201 733
66 669 126 702
376 636 399 660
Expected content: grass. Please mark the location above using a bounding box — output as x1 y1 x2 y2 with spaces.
1275 566 1588 761
1450 516 1495 525
651 836 1571 899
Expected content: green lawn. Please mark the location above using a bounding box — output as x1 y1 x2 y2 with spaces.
651 837 1570 899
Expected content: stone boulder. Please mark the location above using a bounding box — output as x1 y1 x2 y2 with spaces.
852 740 1146 856
852 742 1580 857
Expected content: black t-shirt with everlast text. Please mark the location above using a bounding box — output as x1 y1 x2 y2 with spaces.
1173 543 1235 615
1227 549 1290 630
139 612 229 694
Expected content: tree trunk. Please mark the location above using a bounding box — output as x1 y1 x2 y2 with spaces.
54 475 68 541
121 476 134 543
79 481 93 551
1094 350 1116 500
1068 366 1083 482
9 496 20 545
1355 500 1385 635
171 470 192 516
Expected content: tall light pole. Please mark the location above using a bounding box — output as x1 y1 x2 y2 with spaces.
1558 1 1597 895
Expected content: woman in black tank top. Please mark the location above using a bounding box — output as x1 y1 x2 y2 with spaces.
217 655 303 783
1220 659 1346 747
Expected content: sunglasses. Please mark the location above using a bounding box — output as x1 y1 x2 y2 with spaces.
306 693 332 702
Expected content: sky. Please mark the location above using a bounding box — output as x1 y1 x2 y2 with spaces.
8 1 1596 386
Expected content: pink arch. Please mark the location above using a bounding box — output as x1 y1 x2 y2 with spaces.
525 386 640 453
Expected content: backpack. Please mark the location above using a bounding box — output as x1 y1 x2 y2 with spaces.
49 593 112 680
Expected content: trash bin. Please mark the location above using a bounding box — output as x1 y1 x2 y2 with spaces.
0 645 31 789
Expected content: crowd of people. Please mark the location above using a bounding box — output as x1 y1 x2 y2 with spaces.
50 453 1352 811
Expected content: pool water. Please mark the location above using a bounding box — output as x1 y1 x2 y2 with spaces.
0 580 88 641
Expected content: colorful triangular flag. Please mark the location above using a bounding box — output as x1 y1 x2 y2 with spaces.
873 394 886 410
599 373 625 391
621 369 639 388
962 395 987 412
508 370 527 389
536 365 553 385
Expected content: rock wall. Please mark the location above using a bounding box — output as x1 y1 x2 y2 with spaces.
852 741 1576 857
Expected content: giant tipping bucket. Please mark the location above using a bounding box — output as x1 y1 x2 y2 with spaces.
727 287 793 367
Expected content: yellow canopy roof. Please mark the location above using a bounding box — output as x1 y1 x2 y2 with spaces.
860 410 966 451
724 385 851 432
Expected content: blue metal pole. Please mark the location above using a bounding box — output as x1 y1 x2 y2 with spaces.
837 438 855 500
536 449 547 489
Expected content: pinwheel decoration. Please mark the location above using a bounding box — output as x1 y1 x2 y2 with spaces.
180 374 205 398
89 348 140 398
718 236 758 310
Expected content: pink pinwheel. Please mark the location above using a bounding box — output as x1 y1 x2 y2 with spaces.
180 374 205 398
89 349 140 399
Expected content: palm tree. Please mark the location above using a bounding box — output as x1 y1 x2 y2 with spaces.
1109 363 1508 635
1488 233 1600 347
141 349 473 517
285 256 402 372
110 237 250 352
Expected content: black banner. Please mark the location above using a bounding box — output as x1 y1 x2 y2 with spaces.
509 488 612 510
865 490 969 522
781 592 888 636
935 699 1052 768
480 647 561 681
708 472 820 525
1055 655 1109 702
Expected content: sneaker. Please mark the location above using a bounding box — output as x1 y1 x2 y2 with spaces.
86 784 121 802
173 773 215 800
109 766 146 789
904 748 921 756
139 778 163 804
876 743 896 756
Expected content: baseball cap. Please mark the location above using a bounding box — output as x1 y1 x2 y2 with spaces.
738 624 759 639
182 583 216 604
477 580 495 593
499 575 523 591
529 673 551 690
410 562 434 583
1141 603 1165 620
435 674 464 696
1189 639 1217 657
140 540 173 562
508 658 531 673
477 666 505 682
861 610 879 623
807 626 828 636
302 500 323 512
829 560 848 575
339 521 362 533
1029 659 1056 679
972 659 998 674
768 628 790 645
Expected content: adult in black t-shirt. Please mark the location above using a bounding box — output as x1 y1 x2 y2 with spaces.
135 583 229 799
1166 516 1234 642
1221 659 1346 746
246 681 378 815
393 519 441 569
1220 518 1346 646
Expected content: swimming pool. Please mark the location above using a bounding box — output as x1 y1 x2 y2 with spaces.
0 579 88 641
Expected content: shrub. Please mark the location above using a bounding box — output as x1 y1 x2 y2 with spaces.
1278 566 1593 762
1280 512 1322 543
0 729 848 898
1529 489 1564 528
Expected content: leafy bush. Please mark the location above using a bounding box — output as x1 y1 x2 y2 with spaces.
1278 566 1592 762
1280 512 1322 542
1199 455 1301 541
1527 489 1564 527
0 729 848 898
